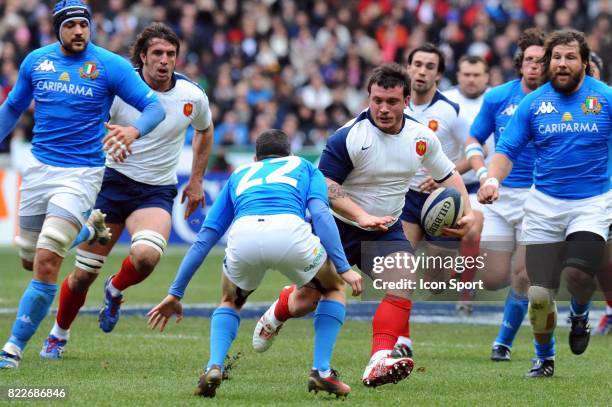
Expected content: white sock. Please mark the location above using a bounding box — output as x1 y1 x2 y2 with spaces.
606 305 612 316
395 336 413 349
318 369 331 378
50 321 70 341
108 281 122 298
85 225 95 242
267 300 283 328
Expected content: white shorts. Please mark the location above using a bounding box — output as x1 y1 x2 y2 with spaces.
223 214 327 291
521 187 609 244
481 186 530 251
19 153 104 227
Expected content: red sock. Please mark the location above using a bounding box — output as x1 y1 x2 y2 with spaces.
607 300 612 308
371 295 412 355
111 256 148 292
56 277 88 330
273 285 296 322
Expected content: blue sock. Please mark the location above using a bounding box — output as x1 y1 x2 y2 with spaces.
494 289 528 348
313 300 345 372
69 225 93 249
570 297 590 317
8 280 57 351
534 335 555 360
207 307 240 371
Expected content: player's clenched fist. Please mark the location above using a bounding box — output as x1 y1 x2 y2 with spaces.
477 177 500 204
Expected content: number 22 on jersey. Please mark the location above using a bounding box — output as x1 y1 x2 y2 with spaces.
235 156 301 196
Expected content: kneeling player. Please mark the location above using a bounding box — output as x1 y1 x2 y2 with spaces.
148 130 362 398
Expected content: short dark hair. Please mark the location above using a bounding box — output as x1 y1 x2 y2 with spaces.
407 43 446 74
542 29 591 78
514 28 546 74
255 129 291 160
457 55 489 73
130 23 181 69
366 63 410 98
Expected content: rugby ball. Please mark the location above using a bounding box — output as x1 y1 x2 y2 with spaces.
421 187 464 237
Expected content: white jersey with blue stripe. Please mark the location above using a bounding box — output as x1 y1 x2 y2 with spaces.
107 72 211 185
319 109 455 224
497 76 612 199
404 90 467 190
471 79 536 188
4 42 157 167
202 156 328 234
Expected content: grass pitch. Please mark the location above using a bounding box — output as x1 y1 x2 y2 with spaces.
0 248 610 406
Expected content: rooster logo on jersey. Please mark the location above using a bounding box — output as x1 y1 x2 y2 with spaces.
416 139 427 156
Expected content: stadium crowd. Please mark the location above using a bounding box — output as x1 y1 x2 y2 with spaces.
0 0 610 153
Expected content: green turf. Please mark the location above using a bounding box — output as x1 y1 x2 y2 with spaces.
0 248 611 406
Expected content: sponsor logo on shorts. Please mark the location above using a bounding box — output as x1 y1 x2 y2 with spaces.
304 246 325 273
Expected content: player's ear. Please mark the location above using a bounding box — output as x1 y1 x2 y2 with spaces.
140 52 146 65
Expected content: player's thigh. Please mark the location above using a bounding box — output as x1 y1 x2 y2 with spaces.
310 259 345 292
401 221 423 248
378 250 416 298
125 207 172 239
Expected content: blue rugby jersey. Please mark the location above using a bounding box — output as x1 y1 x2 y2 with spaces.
202 156 328 234
3 42 160 167
497 76 611 199
471 79 537 188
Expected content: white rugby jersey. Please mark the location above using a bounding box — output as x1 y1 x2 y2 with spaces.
107 72 212 185
405 90 467 190
443 86 493 184
319 109 455 227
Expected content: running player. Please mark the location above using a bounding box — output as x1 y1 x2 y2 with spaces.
479 29 611 377
39 22 214 359
0 0 165 369
465 28 546 361
253 64 475 387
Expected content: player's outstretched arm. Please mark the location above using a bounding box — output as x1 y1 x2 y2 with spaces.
182 124 214 218
147 294 183 332
0 103 24 144
326 178 394 231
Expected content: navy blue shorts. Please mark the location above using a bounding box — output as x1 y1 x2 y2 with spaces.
95 168 177 224
399 189 460 245
336 218 413 278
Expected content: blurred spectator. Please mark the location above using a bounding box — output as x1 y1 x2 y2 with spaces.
0 0 609 157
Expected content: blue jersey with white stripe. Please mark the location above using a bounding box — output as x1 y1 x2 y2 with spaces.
203 156 328 234
497 76 612 199
5 42 158 167
471 79 536 188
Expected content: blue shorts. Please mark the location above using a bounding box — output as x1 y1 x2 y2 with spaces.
95 168 177 224
399 189 460 245
335 218 413 278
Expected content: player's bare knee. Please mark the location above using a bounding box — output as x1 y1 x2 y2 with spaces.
34 249 63 281
130 246 160 274
290 286 320 315
37 216 79 258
